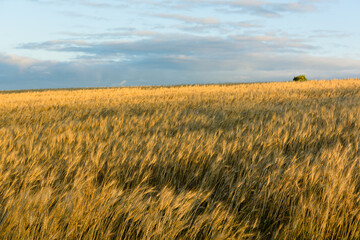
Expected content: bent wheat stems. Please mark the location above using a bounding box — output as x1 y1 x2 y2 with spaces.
1 79 360 239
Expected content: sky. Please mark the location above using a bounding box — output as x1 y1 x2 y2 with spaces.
1 0 360 90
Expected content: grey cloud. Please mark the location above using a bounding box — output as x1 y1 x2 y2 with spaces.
2 50 360 91
0 55 126 90
28 0 58 3
29 0 332 18
18 33 317 62
309 30 351 39
150 13 261 34
60 30 158 40
2 52 360 91
185 0 331 17
31 0 126 8
229 21 262 28
59 11 109 20
80 0 128 8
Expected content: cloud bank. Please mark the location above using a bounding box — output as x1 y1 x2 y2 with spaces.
1 0 355 90
2 50 360 90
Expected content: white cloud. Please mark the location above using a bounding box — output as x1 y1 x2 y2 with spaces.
154 13 220 25
0 54 38 69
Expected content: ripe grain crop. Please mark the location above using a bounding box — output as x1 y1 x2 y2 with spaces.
1 79 360 239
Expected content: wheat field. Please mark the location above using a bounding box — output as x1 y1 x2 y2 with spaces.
1 79 360 239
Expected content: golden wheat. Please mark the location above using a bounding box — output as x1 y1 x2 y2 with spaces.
1 79 360 239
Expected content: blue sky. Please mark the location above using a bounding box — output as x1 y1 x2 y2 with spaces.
1 0 360 90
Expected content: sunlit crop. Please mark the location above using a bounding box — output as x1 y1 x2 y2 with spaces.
1 79 360 239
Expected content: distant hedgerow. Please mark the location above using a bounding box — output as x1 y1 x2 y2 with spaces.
293 75 307 82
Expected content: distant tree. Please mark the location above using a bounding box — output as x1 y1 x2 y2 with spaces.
293 75 307 82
